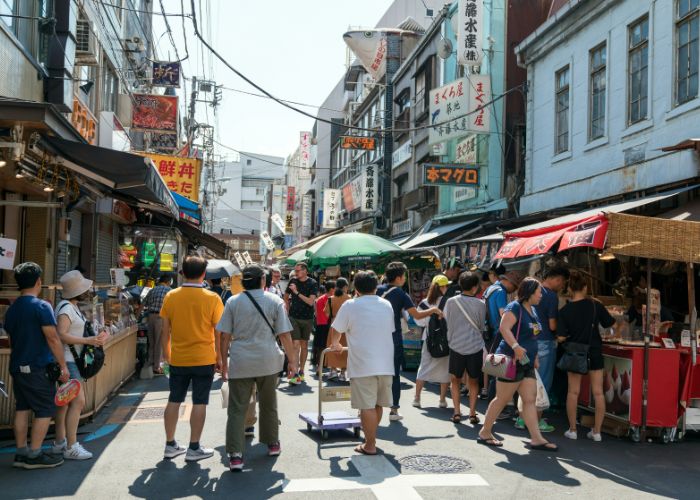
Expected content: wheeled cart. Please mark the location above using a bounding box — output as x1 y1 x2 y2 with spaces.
299 348 361 440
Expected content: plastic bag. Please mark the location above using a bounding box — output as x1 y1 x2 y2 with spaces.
517 370 550 412
221 381 229 409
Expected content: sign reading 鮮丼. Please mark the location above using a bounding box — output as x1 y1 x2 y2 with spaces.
141 153 201 202
458 0 484 66
340 136 376 151
423 164 479 187
362 164 378 213
323 189 340 229
428 76 491 145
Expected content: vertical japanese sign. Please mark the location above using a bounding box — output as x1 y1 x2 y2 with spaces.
260 231 275 251
362 164 378 213
271 213 286 234
299 131 311 179
301 194 312 237
456 134 478 164
428 76 491 145
143 153 201 202
285 213 294 234
286 186 296 211
242 251 254 265
458 0 483 66
233 252 246 268
152 61 181 87
322 189 340 229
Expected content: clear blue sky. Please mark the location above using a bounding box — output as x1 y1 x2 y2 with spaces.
152 0 394 160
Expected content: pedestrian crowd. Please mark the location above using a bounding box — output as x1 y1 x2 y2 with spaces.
5 252 614 472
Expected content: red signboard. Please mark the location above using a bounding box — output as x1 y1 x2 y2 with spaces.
287 186 296 211
132 94 178 132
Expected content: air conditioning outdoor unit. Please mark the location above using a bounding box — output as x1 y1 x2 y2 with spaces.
75 19 98 66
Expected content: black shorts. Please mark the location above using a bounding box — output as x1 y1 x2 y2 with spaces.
589 347 604 371
449 350 483 379
499 362 537 383
169 364 215 405
11 369 57 418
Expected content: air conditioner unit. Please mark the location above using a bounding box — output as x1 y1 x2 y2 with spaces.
75 19 98 66
117 94 133 127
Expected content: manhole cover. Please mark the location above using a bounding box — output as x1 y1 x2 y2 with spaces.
398 455 472 474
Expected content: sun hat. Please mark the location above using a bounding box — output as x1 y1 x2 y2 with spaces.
60 270 93 299
499 270 524 288
432 274 450 286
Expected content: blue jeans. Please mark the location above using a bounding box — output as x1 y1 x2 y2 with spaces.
392 343 404 409
537 339 557 393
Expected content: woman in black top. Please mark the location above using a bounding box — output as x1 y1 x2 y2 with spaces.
557 272 615 442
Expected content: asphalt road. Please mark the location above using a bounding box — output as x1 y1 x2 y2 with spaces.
0 366 698 499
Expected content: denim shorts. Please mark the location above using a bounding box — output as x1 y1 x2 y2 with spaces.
67 361 81 380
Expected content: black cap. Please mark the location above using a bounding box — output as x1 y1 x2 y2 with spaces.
242 264 265 281
446 257 463 269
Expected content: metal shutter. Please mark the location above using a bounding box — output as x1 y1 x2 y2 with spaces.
96 216 114 283
56 212 83 278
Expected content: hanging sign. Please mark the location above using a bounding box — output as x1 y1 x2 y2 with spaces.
299 131 311 178
456 134 478 163
286 186 296 211
428 76 491 145
132 94 178 132
260 231 275 251
342 177 363 212
322 189 341 229
362 164 378 213
152 61 181 87
0 237 18 270
301 194 313 237
271 213 286 235
458 0 484 66
423 163 479 187
285 213 294 233
340 136 377 151
141 152 202 202
233 252 246 268
242 251 254 265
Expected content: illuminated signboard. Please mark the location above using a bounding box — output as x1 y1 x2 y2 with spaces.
423 163 479 187
340 136 376 151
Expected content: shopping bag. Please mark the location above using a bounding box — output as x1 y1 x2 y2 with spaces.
516 370 550 412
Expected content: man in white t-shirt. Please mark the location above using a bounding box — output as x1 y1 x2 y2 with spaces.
329 270 394 456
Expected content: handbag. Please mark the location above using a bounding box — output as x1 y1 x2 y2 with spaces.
482 307 522 380
58 302 105 380
557 300 595 374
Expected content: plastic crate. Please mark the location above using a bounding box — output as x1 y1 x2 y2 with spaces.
403 348 421 371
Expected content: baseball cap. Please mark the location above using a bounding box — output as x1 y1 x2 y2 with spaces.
432 274 450 286
500 270 524 287
242 264 265 281
445 257 464 270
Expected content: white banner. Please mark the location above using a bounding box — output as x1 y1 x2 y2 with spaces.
322 189 341 229
454 186 477 203
271 213 286 235
0 237 17 270
299 131 311 179
458 0 484 66
242 251 254 265
361 164 378 214
428 75 491 145
456 134 478 164
260 231 275 251
301 194 312 237
343 30 387 81
233 252 246 268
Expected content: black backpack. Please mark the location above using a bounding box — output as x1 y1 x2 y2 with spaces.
58 302 106 380
420 300 450 359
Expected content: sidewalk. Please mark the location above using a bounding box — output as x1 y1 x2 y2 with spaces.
0 369 697 499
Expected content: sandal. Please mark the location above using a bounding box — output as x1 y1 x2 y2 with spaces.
354 444 377 455
451 414 462 423
527 441 558 452
477 436 503 447
469 414 480 425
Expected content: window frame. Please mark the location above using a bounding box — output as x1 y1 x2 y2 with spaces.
588 42 607 141
554 65 571 155
627 15 650 125
675 0 700 106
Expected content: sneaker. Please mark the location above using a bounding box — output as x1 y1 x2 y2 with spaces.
51 438 67 455
460 386 469 396
412 398 421 408
439 399 448 408
164 441 187 459
587 430 602 442
288 374 301 385
478 388 488 400
229 453 244 471
185 445 214 462
539 419 555 433
514 417 526 430
12 454 27 468
23 452 64 469
497 409 512 421
64 442 93 460
299 372 305 382
389 410 403 421
245 426 255 437
564 429 578 440
267 442 281 456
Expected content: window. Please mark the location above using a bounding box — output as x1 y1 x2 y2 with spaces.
101 63 119 112
415 70 426 114
1 0 52 66
255 187 265 196
589 44 607 140
676 0 699 104
246 159 252 166
555 66 570 154
628 16 649 124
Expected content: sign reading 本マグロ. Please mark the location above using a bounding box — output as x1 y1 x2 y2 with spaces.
458 0 484 66
423 163 479 187
428 76 491 145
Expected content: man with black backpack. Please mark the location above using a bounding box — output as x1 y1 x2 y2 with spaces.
376 262 441 421
217 264 297 472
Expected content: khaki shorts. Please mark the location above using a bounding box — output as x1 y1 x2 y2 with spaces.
291 317 314 341
350 375 393 410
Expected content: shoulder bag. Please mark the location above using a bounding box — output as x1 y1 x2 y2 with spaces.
243 291 276 336
557 300 595 374
58 302 105 380
482 306 521 381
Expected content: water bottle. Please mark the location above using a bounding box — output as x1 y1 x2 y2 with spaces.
160 361 170 378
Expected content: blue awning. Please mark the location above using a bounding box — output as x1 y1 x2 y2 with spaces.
171 191 201 224
400 218 483 249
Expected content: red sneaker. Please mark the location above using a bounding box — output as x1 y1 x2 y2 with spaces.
267 442 281 456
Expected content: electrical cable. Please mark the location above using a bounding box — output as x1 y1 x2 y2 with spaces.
96 1 190 18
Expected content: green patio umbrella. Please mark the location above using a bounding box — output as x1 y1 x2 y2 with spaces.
285 248 308 265
305 232 403 268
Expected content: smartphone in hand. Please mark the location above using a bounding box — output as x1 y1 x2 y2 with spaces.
520 353 530 366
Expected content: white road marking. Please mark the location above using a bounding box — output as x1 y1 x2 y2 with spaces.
283 454 489 499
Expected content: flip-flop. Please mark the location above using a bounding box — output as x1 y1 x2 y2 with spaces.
477 437 503 447
354 445 377 456
469 415 480 425
527 442 558 452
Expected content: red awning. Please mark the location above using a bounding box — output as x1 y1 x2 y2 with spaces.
493 215 608 260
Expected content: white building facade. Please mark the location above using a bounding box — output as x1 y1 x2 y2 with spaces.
516 0 700 215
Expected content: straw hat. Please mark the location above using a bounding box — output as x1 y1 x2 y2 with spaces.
60 270 93 299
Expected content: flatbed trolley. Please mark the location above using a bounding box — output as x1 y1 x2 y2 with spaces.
299 348 361 440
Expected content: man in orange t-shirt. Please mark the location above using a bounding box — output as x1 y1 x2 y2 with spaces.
160 255 224 462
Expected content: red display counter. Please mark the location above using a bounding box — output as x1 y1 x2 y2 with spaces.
579 344 681 441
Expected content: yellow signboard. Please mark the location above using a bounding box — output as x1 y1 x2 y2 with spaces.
141 153 202 202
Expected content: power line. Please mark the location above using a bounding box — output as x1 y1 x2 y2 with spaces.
97 1 190 18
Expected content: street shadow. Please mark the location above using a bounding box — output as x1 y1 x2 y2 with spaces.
129 460 221 499
378 421 452 447
277 383 314 396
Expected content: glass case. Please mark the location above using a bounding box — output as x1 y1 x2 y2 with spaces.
119 225 182 286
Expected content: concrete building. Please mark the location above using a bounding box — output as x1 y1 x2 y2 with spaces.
516 0 700 215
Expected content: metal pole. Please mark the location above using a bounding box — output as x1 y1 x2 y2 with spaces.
641 259 652 441
688 263 697 366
